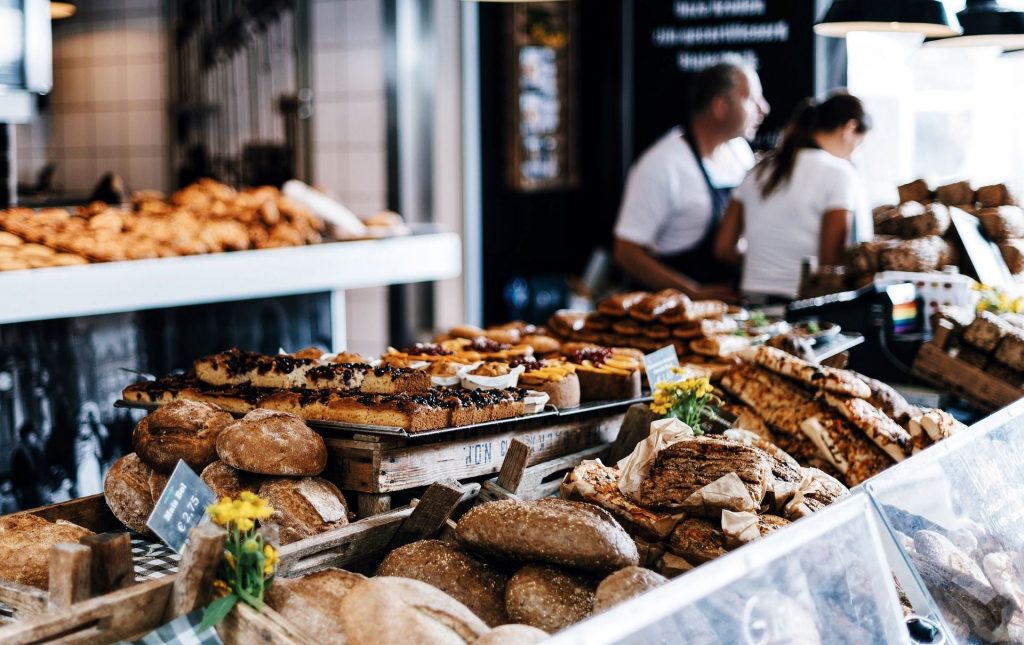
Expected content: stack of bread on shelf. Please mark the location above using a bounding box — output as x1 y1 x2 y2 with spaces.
931 305 1024 389
104 400 350 545
548 289 745 366
0 178 325 271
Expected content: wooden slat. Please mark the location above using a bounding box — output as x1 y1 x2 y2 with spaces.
607 403 657 465
0 576 175 644
495 439 532 493
517 444 610 497
219 602 318 645
913 342 1023 412
325 413 623 493
27 495 123 534
164 524 227 621
0 581 47 617
355 493 392 519
80 533 134 595
388 480 464 549
48 544 92 609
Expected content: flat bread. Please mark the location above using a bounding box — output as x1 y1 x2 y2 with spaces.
821 393 911 462
751 346 872 398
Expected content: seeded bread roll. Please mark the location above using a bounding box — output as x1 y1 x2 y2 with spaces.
378 540 509 627
132 400 233 473
265 568 365 645
200 461 260 500
473 624 549 645
456 498 639 574
0 514 94 588
339 576 489 645
505 564 596 632
593 566 668 613
258 477 349 545
216 408 326 476
103 452 168 534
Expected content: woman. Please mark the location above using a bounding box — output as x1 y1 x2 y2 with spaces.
714 92 872 302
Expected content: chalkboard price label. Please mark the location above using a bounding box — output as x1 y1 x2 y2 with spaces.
146 460 218 553
644 345 681 389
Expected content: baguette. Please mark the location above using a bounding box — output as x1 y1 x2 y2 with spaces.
751 346 872 398
820 393 912 462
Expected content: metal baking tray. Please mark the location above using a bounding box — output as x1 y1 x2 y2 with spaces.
552 395 652 417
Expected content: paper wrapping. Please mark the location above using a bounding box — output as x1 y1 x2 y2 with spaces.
658 552 696 578
617 418 695 500
799 416 849 475
681 472 757 517
721 510 761 549
772 470 824 520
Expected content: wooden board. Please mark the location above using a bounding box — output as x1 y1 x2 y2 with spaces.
324 411 623 493
913 342 1024 412
26 494 123 533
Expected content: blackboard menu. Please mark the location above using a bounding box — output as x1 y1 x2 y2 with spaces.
632 0 818 155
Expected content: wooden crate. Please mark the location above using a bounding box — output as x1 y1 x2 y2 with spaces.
323 407 625 516
0 481 469 644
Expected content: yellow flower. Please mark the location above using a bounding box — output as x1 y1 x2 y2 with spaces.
236 517 254 533
263 544 279 576
212 579 230 596
224 552 236 570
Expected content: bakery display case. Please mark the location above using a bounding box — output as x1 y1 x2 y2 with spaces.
866 397 1024 644
549 493 915 645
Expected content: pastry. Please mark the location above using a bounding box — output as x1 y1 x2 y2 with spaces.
514 359 581 409
751 346 872 398
628 289 688 322
690 335 750 358
562 460 681 541
820 394 912 462
597 292 647 317
566 347 642 402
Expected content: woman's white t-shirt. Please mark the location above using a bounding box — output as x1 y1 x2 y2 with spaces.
733 148 871 298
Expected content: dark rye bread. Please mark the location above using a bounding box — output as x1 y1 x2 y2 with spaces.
593 566 668 613
103 452 169 534
338 577 489 645
216 408 326 476
377 540 509 627
455 498 639 574
132 400 233 473
637 436 772 515
504 564 596 632
258 477 350 545
200 461 260 500
0 514 94 588
265 568 366 645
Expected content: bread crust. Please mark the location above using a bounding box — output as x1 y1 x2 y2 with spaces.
104 452 162 534
505 564 596 632
200 461 260 499
258 476 349 544
216 409 326 476
132 400 233 473
265 568 366 645
593 566 668 612
0 514 93 588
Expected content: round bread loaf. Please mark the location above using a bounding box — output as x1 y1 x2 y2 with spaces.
505 564 596 633
216 409 326 476
258 477 349 544
133 400 233 473
473 624 549 645
338 576 489 645
456 498 639 573
200 461 260 500
104 452 166 534
265 568 366 645
593 566 668 613
0 514 94 589
377 539 509 627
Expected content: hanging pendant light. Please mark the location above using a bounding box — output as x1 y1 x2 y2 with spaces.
50 1 76 19
925 0 1024 48
815 0 961 38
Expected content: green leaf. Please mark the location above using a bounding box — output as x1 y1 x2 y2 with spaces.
198 594 238 632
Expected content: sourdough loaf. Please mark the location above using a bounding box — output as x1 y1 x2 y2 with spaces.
132 400 233 473
257 476 349 544
104 452 168 534
200 460 260 500
216 408 326 475
0 514 93 588
473 624 549 644
265 568 366 645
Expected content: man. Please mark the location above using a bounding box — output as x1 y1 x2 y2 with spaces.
613 61 769 301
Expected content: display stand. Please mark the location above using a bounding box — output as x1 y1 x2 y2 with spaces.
550 493 913 645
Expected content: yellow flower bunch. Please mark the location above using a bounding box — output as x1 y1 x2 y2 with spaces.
649 369 718 434
975 283 1024 315
208 491 274 532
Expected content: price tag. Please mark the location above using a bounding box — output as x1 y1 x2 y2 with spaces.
146 460 217 553
643 345 680 388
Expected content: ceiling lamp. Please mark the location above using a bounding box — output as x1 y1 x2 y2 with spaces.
926 0 1024 48
815 0 962 38
50 1 76 19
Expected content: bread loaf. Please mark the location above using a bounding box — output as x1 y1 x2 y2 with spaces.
265 568 365 645
104 452 168 534
216 408 326 475
964 311 1012 352
935 181 974 207
898 179 932 204
200 461 260 499
1000 240 1024 275
979 206 1024 241
473 624 549 645
879 236 950 272
258 476 349 544
593 566 668 612
668 518 726 564
977 184 1015 208
0 514 93 588
903 203 951 238
132 400 233 473
456 498 639 574
338 576 489 645
505 564 596 632
377 540 509 627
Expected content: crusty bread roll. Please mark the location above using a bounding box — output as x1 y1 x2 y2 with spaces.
593 566 668 613
132 400 233 473
505 564 596 632
0 514 93 589
378 539 509 627
473 624 549 645
258 477 349 544
456 498 639 574
104 452 168 534
265 568 365 645
339 576 489 645
200 460 260 499
216 408 326 476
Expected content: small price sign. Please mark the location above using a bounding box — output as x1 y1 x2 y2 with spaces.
643 345 680 388
146 460 217 553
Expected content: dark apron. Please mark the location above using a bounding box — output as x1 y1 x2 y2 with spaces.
658 128 740 285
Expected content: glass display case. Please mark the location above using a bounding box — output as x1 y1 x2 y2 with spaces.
866 398 1024 644
550 493 914 645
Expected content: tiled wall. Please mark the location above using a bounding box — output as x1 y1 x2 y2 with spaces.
16 0 168 194
311 0 391 354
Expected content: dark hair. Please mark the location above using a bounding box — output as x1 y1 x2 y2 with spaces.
755 92 871 198
688 61 749 117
